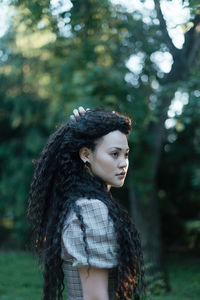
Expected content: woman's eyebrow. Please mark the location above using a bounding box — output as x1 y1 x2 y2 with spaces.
108 147 130 151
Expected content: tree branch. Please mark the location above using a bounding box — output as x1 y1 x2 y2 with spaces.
184 15 200 71
153 0 178 55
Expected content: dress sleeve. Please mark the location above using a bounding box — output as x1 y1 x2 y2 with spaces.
61 198 118 268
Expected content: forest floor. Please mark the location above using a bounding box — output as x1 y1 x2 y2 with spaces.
0 251 199 300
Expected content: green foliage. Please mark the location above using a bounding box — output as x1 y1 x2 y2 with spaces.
1 0 200 261
185 220 200 249
157 61 200 249
0 251 200 300
0 30 52 247
145 262 168 296
0 251 43 299
0 0 200 297
153 254 200 300
0 1 150 252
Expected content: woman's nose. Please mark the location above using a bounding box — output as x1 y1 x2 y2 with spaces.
118 158 128 168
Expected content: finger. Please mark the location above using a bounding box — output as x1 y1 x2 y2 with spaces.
78 106 86 114
73 109 79 119
86 108 90 111
70 115 75 121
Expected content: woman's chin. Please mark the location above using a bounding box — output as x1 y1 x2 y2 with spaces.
109 181 125 188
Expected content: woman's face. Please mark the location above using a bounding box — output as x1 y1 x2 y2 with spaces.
87 130 129 188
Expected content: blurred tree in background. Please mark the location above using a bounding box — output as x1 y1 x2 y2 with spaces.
0 28 51 247
158 70 200 250
0 0 200 295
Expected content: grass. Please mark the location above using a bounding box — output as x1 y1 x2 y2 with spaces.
153 253 200 300
0 251 42 300
0 251 199 300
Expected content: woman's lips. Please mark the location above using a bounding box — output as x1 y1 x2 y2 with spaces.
116 172 126 178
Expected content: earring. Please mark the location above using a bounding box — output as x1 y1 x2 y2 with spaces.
84 161 91 173
84 161 90 171
85 161 90 167
84 161 93 176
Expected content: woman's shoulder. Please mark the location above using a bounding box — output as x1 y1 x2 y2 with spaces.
76 197 108 211
75 198 109 223
63 198 110 230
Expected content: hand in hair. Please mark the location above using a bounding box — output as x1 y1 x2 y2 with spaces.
70 106 90 121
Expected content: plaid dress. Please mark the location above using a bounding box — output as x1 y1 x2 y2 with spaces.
61 198 118 300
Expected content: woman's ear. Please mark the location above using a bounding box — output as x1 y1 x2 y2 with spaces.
79 147 92 163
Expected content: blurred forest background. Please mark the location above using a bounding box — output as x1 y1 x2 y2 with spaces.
0 0 200 298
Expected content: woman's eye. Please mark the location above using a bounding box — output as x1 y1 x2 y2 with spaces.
111 152 118 158
125 152 129 158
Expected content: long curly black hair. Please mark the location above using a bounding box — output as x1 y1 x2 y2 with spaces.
28 108 145 300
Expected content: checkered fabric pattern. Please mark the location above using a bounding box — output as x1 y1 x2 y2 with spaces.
61 198 118 300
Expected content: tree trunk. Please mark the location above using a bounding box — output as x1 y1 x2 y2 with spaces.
129 159 170 292
129 3 200 293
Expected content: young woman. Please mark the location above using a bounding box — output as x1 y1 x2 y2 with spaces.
28 107 145 300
